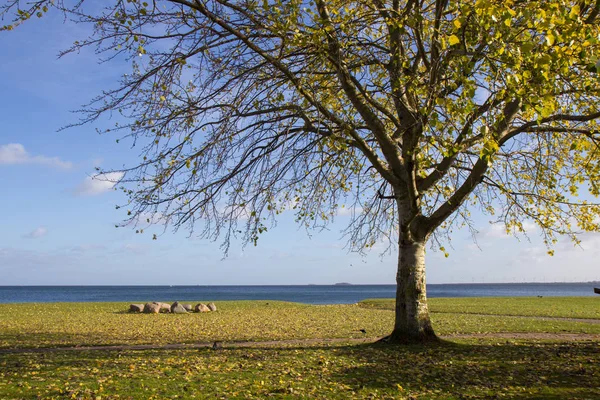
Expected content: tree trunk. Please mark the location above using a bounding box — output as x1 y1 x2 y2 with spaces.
388 238 437 343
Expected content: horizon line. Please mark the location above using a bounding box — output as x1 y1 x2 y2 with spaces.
1 281 598 287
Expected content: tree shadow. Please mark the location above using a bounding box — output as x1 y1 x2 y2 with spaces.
1 336 598 399
168 338 598 398
323 339 600 399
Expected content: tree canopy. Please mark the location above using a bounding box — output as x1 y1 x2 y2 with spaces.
3 0 600 341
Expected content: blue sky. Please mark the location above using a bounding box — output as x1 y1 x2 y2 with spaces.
1 12 598 285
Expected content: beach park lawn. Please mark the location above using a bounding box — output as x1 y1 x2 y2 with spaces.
0 297 599 399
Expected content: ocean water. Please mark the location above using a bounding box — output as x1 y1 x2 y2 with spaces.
0 283 597 304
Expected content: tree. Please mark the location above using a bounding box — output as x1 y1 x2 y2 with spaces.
3 0 600 342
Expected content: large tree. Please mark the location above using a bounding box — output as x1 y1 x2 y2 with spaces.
3 0 600 342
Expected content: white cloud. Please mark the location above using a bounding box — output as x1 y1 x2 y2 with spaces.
521 220 538 231
515 246 547 265
480 223 510 239
75 172 124 196
479 220 538 240
23 227 48 239
0 143 73 169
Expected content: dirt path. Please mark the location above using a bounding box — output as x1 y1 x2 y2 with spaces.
1 333 599 355
448 332 600 340
0 338 373 354
433 312 600 324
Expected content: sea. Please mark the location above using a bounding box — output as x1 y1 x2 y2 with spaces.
0 283 597 304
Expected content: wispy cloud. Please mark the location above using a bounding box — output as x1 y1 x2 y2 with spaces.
0 143 73 169
479 220 538 240
515 246 547 265
23 227 48 239
75 172 124 196
69 244 107 253
480 223 510 239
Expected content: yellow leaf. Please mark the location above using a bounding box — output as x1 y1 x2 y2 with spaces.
448 35 460 46
453 19 461 29
569 5 580 20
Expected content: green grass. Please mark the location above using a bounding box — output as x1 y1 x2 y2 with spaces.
0 301 391 349
1 298 599 399
1 340 599 399
360 296 600 319
1 299 599 349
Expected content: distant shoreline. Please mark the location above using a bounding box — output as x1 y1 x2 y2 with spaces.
1 281 598 287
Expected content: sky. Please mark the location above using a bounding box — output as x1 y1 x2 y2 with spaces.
0 11 599 286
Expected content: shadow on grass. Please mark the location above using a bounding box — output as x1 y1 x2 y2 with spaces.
207 339 598 399
1 339 599 399
323 339 600 399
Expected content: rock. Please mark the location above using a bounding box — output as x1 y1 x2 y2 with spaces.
171 301 188 314
143 302 160 314
195 303 210 312
207 302 217 312
156 302 171 313
182 304 193 312
129 304 144 313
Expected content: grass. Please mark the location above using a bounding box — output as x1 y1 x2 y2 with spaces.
1 299 600 349
360 296 600 319
1 340 599 399
0 297 599 399
0 301 392 349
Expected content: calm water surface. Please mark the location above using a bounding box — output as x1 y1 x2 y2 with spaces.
0 283 597 304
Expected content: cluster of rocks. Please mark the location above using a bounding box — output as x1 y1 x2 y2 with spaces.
129 301 217 314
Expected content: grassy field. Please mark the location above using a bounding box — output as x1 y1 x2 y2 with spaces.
361 296 600 319
1 298 599 349
0 297 599 399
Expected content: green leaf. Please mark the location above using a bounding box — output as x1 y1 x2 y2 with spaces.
521 43 534 54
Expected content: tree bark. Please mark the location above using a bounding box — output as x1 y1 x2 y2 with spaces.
388 237 437 343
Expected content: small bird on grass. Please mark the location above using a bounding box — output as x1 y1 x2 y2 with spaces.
212 341 223 350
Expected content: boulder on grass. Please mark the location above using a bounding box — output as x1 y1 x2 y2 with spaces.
182 304 193 312
143 302 160 314
195 303 210 313
207 302 217 312
156 302 171 313
171 301 188 314
129 304 144 313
